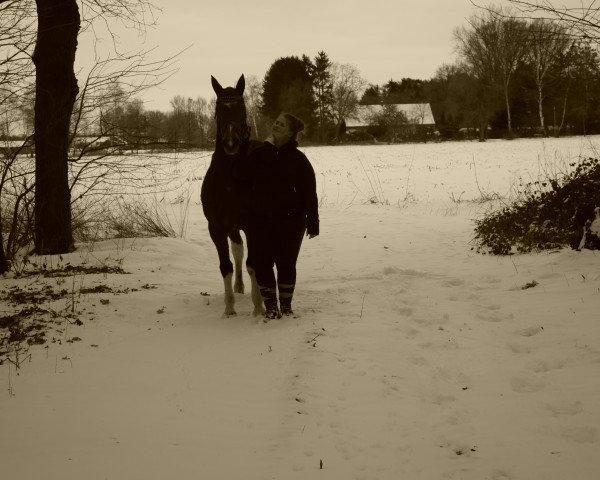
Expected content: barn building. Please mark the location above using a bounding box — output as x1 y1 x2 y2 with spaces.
344 103 436 142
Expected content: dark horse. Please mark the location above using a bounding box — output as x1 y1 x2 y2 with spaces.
201 74 263 316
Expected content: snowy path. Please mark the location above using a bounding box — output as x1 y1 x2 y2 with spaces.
276 206 600 479
2 203 599 479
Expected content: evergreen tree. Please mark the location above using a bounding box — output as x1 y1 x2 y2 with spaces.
384 78 428 104
262 56 315 136
360 84 382 105
311 51 334 142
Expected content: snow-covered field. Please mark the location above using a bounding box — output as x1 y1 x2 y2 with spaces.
1 136 600 479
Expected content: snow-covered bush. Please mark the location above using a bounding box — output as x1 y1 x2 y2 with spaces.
473 157 600 254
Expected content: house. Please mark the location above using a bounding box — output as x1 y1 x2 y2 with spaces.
346 103 436 129
344 103 436 141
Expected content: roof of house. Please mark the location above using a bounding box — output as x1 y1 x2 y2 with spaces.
345 103 436 128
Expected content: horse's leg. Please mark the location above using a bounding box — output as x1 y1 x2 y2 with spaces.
229 230 245 294
243 227 265 317
246 264 265 317
223 272 236 316
209 222 236 316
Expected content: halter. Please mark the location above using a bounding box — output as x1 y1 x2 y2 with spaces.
215 90 249 152
216 93 245 106
215 93 247 120
211 75 250 154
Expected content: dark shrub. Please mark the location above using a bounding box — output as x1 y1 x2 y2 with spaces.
473 157 600 254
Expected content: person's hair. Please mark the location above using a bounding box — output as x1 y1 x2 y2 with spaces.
281 113 305 140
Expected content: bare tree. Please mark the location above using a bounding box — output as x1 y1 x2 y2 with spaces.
528 19 571 132
35 0 172 254
0 0 36 271
369 105 408 143
79 48 176 142
166 95 205 147
66 46 180 236
329 62 367 126
244 74 267 140
32 0 80 254
503 1 600 136
0 137 34 272
0 0 36 110
0 0 180 267
507 1 600 41
190 96 212 146
455 7 530 136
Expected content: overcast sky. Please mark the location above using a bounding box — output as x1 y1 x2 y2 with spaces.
77 0 506 111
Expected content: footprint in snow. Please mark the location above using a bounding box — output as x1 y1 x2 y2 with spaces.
515 325 544 337
507 341 537 354
559 425 598 444
545 401 583 417
510 375 547 393
529 358 567 373
479 275 502 284
485 304 503 311
396 325 421 339
492 469 515 480
394 306 414 316
441 278 465 287
476 312 504 323
431 393 457 405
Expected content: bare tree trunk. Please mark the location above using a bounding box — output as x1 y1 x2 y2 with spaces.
477 98 487 142
537 83 545 131
32 0 79 254
0 225 8 273
250 113 259 141
504 84 513 136
478 118 487 142
559 84 569 136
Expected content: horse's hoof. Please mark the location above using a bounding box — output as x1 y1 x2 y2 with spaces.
252 307 266 317
223 310 237 317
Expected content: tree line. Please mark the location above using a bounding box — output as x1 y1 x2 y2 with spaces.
73 4 600 144
360 7 600 141
4 3 600 151
67 51 365 148
5 4 600 149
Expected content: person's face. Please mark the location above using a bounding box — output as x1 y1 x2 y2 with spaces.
272 115 292 144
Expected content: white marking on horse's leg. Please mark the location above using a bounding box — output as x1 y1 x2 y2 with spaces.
223 272 236 316
231 240 244 294
247 265 265 317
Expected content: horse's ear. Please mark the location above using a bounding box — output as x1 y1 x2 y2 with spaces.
235 74 245 95
211 76 223 95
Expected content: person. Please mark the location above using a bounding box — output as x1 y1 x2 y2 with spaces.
244 113 319 320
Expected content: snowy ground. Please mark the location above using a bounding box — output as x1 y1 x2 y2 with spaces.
1 136 600 479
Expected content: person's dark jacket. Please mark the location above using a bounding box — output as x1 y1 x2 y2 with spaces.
241 139 319 236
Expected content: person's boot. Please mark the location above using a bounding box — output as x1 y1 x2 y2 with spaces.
279 297 294 316
260 286 280 320
278 283 295 316
264 298 281 320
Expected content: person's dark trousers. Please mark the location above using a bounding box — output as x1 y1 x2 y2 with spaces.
248 214 306 315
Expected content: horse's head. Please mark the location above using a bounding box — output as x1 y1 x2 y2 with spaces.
211 74 250 156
